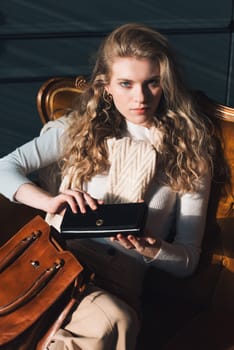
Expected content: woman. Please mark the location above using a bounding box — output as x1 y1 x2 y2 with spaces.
0 23 217 349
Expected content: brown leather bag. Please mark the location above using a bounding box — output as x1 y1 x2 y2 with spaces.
0 215 88 350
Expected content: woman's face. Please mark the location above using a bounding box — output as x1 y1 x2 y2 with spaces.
106 57 162 128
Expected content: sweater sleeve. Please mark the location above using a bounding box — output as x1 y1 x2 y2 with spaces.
149 173 211 277
0 122 65 201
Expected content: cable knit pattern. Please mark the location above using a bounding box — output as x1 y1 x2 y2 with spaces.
46 137 157 230
0 118 211 277
105 137 157 203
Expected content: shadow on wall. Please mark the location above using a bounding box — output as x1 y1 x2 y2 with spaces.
0 12 6 57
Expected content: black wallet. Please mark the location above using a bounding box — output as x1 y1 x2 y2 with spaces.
60 202 148 239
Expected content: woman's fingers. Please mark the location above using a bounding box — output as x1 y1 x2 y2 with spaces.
114 234 135 249
111 234 159 258
128 235 146 253
53 192 79 213
59 188 98 213
82 191 98 210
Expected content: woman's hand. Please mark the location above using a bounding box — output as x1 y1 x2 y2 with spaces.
110 234 161 260
47 188 101 215
14 182 101 215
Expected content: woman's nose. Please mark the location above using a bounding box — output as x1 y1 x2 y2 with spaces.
133 85 145 103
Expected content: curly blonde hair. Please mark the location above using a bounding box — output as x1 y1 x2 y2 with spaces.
61 23 218 193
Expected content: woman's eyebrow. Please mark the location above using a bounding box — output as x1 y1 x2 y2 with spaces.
116 78 132 81
145 75 160 81
116 75 160 82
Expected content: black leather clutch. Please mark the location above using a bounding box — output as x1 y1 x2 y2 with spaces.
60 202 148 239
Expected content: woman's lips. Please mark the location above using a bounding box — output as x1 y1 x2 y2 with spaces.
131 108 148 115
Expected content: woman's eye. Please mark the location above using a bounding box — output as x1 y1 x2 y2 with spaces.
148 79 160 88
120 81 131 88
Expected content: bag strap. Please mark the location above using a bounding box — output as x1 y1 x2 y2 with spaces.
0 230 41 273
36 272 95 350
36 296 77 350
0 259 65 315
0 216 85 349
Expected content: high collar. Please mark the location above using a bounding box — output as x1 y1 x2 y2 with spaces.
126 120 161 145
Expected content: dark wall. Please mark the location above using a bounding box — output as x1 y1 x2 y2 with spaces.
0 0 233 157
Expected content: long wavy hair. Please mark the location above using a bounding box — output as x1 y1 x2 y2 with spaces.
61 23 220 193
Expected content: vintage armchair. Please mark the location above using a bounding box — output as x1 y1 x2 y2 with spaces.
36 76 234 349
36 76 234 350
36 76 234 218
0 76 233 349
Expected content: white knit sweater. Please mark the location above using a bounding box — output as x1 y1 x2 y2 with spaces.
0 117 211 300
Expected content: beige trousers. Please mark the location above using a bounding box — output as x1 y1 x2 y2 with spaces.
48 285 140 350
